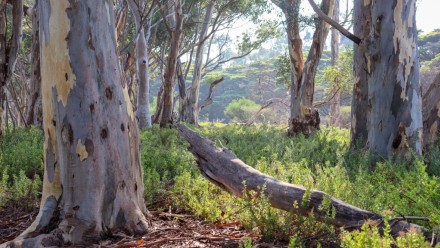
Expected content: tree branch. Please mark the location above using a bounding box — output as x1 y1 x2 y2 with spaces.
307 0 361 45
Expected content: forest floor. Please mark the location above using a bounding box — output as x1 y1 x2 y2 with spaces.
0 199 278 248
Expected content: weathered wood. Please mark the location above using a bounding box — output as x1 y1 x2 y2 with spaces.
307 0 360 44
177 124 421 236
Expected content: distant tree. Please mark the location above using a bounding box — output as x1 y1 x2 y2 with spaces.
0 0 23 135
224 98 261 123
418 29 440 62
127 0 153 129
271 0 335 136
328 0 340 126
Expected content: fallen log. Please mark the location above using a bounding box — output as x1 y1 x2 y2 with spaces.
176 124 422 236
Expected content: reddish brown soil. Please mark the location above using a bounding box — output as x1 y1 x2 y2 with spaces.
0 200 273 248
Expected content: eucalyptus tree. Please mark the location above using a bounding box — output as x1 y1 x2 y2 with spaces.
9 1 149 246
308 0 422 158
177 0 275 125
127 0 153 129
351 0 422 158
271 0 334 136
0 0 23 135
328 0 340 126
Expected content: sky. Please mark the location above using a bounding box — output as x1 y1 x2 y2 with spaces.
417 0 439 34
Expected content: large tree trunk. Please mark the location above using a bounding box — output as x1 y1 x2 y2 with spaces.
350 0 372 148
127 0 152 129
329 0 340 127
177 124 420 236
160 0 183 128
11 1 149 246
351 0 422 158
181 0 215 125
25 0 43 128
423 72 440 148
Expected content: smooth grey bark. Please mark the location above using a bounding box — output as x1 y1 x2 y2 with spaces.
181 0 216 125
127 0 152 129
25 0 43 128
9 1 149 246
423 72 440 148
352 0 422 158
329 0 340 127
177 124 421 236
160 0 183 128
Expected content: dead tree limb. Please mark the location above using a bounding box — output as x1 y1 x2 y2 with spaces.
245 98 288 126
199 76 224 112
177 124 422 236
307 0 361 45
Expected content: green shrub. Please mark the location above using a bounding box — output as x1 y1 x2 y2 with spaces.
224 98 261 123
139 125 197 204
0 126 44 180
0 127 44 207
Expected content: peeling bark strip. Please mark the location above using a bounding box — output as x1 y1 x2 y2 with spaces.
177 124 420 236
423 72 440 148
14 1 149 246
352 0 422 158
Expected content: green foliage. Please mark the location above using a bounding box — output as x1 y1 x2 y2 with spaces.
3 124 440 246
240 238 254 248
340 219 437 248
0 126 44 179
139 125 197 204
0 127 44 206
275 54 291 88
418 29 440 62
169 124 440 245
224 98 261 122
320 47 354 95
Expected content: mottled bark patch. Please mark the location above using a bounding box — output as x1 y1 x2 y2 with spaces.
76 139 88 161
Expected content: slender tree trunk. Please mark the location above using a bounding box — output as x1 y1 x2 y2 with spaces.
182 0 215 125
0 0 23 134
25 0 43 128
160 0 183 128
276 0 333 136
352 0 422 158
127 0 152 129
0 1 6 135
329 0 340 127
11 1 149 246
423 72 440 148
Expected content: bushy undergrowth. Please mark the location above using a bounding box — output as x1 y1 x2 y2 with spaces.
145 123 440 247
2 123 440 247
0 127 43 206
